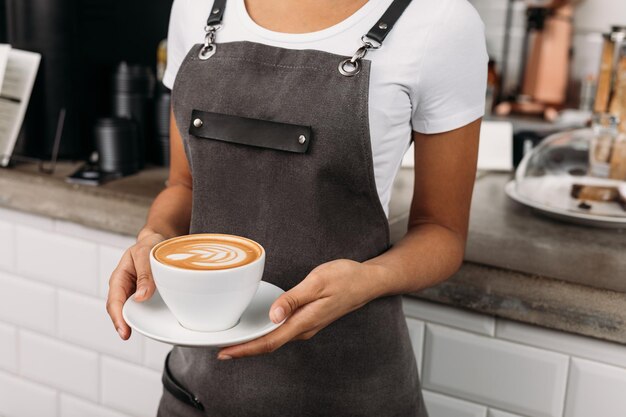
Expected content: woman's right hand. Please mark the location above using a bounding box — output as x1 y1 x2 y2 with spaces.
106 231 167 340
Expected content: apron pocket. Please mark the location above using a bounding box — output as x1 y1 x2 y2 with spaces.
162 351 204 411
188 109 312 153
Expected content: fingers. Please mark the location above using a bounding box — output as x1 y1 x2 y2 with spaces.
106 251 136 340
269 272 325 324
129 245 156 302
218 312 318 359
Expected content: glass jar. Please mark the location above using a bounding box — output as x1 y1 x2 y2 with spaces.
589 113 618 178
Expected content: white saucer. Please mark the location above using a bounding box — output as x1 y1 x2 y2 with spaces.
505 180 626 229
122 281 286 347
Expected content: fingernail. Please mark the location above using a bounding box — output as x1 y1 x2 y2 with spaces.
134 288 146 300
116 327 126 339
217 354 232 360
271 307 285 323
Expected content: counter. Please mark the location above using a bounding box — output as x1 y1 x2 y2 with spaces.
2 161 626 417
1 161 625 343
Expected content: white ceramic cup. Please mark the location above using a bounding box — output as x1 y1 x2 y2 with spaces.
149 233 266 332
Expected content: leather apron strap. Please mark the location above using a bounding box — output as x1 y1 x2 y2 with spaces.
205 0 413 47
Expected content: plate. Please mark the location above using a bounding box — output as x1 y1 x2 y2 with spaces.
505 180 626 229
122 281 286 347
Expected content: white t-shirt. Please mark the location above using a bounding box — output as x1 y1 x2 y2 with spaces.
164 0 488 217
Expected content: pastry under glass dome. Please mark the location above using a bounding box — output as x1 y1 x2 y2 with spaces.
510 124 626 224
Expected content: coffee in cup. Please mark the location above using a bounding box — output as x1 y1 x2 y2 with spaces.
150 233 265 332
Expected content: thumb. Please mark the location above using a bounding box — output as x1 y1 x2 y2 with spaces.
269 277 321 324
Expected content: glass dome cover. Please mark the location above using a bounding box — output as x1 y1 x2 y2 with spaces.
514 128 626 219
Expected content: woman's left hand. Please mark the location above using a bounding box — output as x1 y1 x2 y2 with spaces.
216 259 386 360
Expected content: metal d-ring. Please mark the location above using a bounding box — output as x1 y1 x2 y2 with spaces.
338 36 381 77
360 35 382 50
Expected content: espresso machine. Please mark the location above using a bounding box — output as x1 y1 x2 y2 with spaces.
496 0 580 119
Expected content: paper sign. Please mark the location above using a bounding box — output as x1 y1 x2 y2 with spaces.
401 121 514 172
0 47 41 167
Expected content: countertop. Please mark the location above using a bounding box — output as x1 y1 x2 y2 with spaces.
1 161 626 343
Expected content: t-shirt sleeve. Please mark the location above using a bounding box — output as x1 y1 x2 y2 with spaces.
163 0 189 90
410 0 488 134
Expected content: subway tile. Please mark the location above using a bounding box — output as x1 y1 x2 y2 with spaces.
60 394 133 417
55 220 135 248
143 338 171 372
58 289 143 363
20 330 99 401
403 298 495 336
0 206 55 231
0 220 15 271
564 358 626 417
99 245 126 298
101 356 162 417
16 225 99 295
0 271 56 334
406 317 425 374
423 390 487 417
423 324 568 417
497 319 626 369
0 321 17 373
0 370 57 417
488 409 525 417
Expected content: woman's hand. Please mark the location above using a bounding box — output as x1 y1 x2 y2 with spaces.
216 259 388 360
106 230 167 340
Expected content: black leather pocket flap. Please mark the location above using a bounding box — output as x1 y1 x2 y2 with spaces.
189 110 312 153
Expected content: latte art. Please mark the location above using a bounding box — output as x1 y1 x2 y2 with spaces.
165 243 248 267
153 234 263 270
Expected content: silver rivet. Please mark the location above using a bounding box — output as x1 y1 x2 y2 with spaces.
193 118 203 128
298 135 306 144
378 22 388 30
212 8 220 14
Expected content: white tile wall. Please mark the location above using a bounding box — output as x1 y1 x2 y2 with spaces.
0 206 54 231
497 319 626 369
0 271 56 334
16 225 99 295
564 358 626 417
423 324 569 417
60 394 133 417
2 205 626 417
0 321 17 373
403 298 495 336
0 219 15 272
99 245 126 299
101 356 162 417
143 338 171 372
57 289 143 363
0 370 57 417
488 409 525 417
406 317 425 374
423 390 487 417
20 330 99 401
55 220 135 249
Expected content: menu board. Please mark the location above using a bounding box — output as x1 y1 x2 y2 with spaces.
0 46 41 167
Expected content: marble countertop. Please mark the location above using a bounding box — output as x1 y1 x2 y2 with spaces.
1 161 625 343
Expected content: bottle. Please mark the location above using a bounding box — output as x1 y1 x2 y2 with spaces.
594 34 614 114
594 27 626 115
609 48 626 181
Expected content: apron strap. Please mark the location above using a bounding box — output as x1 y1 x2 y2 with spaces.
364 0 413 46
206 0 412 45
206 0 227 27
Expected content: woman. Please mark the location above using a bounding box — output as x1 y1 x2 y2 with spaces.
107 0 487 415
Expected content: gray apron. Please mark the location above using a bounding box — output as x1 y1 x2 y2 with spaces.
158 0 428 415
